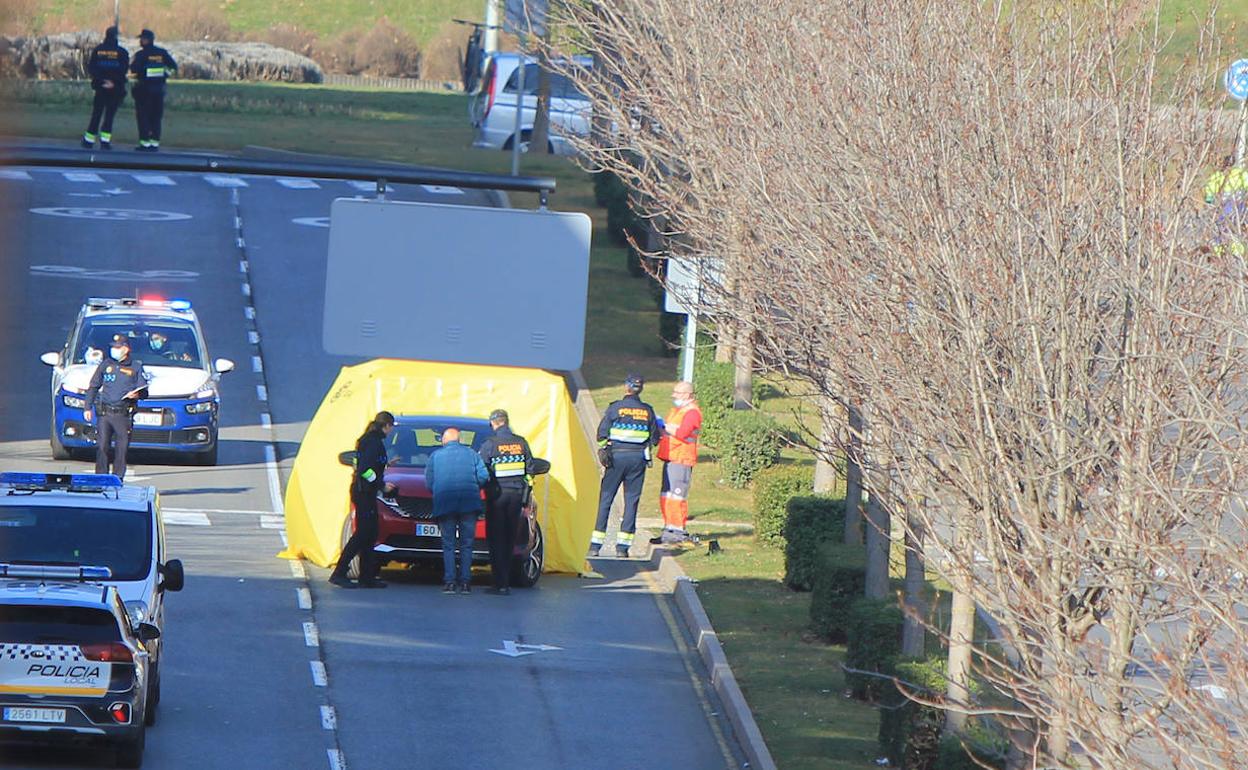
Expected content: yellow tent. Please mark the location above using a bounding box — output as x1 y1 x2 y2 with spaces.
279 359 599 574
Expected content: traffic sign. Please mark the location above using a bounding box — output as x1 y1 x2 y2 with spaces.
1226 59 1248 101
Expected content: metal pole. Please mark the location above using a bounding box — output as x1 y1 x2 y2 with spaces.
681 314 697 383
114 0 120 29
509 38 527 177
484 0 499 55
1237 97 1248 167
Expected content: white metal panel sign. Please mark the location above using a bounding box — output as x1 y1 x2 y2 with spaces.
323 199 591 370
664 257 724 314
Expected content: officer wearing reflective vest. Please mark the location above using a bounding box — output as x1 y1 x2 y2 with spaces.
477 409 535 595
82 26 129 150
83 334 148 480
650 380 702 546
1204 155 1248 257
590 373 659 558
129 29 176 152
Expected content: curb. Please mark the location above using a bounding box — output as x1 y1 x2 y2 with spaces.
652 549 778 770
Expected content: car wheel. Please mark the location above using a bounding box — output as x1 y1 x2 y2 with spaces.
192 439 218 466
50 420 71 460
511 521 544 588
144 665 159 726
504 130 554 155
339 513 361 580
115 725 145 768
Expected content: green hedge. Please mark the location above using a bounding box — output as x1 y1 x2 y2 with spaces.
752 466 814 545
692 355 771 452
845 597 903 701
717 410 781 487
809 542 866 643
878 657 947 770
783 495 845 591
934 729 1008 770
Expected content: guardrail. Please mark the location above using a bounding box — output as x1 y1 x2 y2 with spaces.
0 144 557 195
322 74 460 92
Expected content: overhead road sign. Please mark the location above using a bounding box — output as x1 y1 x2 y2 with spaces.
1227 59 1248 101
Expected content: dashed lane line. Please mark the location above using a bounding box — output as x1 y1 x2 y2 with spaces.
297 587 312 610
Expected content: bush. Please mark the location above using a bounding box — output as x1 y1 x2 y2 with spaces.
783 495 844 590
934 729 1008 770
717 410 781 487
809 542 865 642
659 311 684 357
693 353 772 452
878 657 948 770
845 597 903 701
753 465 814 545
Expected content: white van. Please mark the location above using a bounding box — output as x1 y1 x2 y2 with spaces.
470 52 593 155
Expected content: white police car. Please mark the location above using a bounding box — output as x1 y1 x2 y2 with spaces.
0 573 157 767
0 472 182 755
40 297 235 465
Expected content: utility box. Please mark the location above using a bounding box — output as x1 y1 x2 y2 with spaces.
324 198 591 370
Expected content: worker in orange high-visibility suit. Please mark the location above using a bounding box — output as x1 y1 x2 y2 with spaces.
651 381 702 546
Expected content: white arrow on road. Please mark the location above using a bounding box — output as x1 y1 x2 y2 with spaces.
102 187 131 196
489 640 564 657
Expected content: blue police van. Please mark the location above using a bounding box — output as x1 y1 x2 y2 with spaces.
40 298 234 465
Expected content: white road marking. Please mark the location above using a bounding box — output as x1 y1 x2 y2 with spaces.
63 172 103 183
260 515 284 530
206 175 248 188
132 174 175 186
327 749 345 770
303 622 320 647
278 178 320 189
234 216 242 230
230 188 239 205
164 511 211 527
310 660 327 687
242 282 251 297
289 560 306 579
256 384 268 401
265 445 285 516
347 180 374 191
236 237 245 249
244 306 255 320
320 705 336 729
0 170 32 180
292 216 330 228
252 355 263 373
163 507 274 516
297 587 312 610
421 184 464 195
238 260 247 273
260 412 272 428
31 207 191 221
248 331 259 345
279 531 288 547
489 640 564 657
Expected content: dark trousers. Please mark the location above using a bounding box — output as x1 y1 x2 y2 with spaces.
439 511 477 585
594 451 647 538
486 486 525 588
333 491 379 582
95 410 131 478
86 87 124 139
134 88 165 142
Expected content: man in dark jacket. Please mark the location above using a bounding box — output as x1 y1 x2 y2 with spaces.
83 334 148 480
590 373 659 558
477 409 535 595
129 29 176 151
82 26 129 150
426 427 489 594
330 411 396 589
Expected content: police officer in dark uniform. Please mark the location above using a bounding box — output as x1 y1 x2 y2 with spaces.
590 373 659 558
129 29 176 152
329 411 397 589
83 334 148 480
82 26 129 150
478 409 535 595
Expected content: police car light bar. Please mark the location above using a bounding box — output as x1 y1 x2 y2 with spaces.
0 472 124 491
84 297 192 312
0 563 114 580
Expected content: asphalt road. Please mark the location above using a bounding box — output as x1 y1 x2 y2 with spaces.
0 164 743 770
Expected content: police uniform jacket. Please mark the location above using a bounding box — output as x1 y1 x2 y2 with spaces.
88 41 129 91
478 426 535 490
597 394 659 454
353 428 388 496
130 45 176 94
85 356 147 411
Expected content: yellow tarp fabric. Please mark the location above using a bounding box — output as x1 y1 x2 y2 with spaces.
279 359 599 574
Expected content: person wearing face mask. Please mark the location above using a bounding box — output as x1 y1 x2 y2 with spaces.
651 381 702 546
83 334 149 480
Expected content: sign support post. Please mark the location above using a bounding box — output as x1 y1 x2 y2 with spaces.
681 313 697 383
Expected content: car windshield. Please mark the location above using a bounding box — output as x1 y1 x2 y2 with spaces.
385 420 488 468
73 315 202 369
0 505 152 581
0 605 121 644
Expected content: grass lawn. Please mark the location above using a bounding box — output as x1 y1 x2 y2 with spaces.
2 77 882 769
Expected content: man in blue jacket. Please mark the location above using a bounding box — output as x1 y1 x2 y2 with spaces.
425 427 489 594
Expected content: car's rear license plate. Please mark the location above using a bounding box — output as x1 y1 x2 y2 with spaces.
134 412 162 426
4 707 66 724
415 523 441 537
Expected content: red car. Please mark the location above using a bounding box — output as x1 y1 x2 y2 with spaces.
337 416 546 587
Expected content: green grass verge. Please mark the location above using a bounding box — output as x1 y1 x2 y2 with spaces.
3 78 881 768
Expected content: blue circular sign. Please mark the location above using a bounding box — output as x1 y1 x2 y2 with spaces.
1227 59 1248 101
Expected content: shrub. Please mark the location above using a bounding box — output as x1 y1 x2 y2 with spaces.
845 597 903 701
783 495 844 590
693 353 772 451
809 542 865 642
659 311 684 357
878 657 948 770
717 410 781 487
934 728 1008 770
753 465 814 545
353 18 422 78
593 169 619 207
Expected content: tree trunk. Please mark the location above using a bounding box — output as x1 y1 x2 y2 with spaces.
842 397 864 545
864 464 891 599
732 322 753 409
714 327 733 363
945 511 975 736
900 499 926 658
813 392 840 494
529 46 552 154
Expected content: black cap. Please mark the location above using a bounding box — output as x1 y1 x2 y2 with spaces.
139 29 155 40
488 409 509 424
624 372 644 392
111 333 131 346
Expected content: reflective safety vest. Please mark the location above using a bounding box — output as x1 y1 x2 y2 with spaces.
658 402 701 465
1205 167 1248 204
490 441 529 478
607 407 652 445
